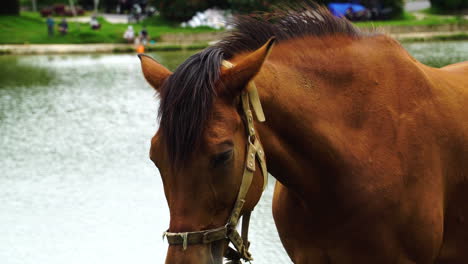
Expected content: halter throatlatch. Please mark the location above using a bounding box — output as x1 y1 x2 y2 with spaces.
162 60 268 263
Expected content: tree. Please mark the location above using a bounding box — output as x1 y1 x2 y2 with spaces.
94 0 99 13
1 0 20 15
69 0 77 16
31 0 37 12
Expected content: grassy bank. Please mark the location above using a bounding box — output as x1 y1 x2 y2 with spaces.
0 12 217 44
0 11 466 44
112 42 210 53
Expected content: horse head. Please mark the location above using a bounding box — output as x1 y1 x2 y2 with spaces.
139 38 275 264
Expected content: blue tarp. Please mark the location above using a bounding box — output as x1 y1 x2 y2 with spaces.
328 3 366 17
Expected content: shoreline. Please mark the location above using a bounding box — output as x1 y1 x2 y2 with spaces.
0 42 210 55
1 31 467 55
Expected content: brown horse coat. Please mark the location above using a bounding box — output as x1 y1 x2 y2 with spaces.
140 5 468 264
257 35 468 263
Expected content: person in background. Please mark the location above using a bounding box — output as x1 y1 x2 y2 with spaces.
139 27 149 45
58 18 68 35
90 15 101 30
123 25 135 43
46 15 55 36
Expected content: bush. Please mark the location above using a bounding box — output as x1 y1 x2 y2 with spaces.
430 0 468 10
387 0 403 15
40 8 53 17
39 5 85 17
380 0 404 18
155 0 211 21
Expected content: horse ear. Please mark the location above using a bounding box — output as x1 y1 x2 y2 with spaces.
139 54 172 92
221 37 276 95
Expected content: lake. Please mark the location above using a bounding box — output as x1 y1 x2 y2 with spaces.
1 41 467 264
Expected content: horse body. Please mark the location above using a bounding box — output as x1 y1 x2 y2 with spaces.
241 35 468 263
139 5 468 263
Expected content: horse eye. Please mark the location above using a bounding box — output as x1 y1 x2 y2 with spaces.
212 150 233 167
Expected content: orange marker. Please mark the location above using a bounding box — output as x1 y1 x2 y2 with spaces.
136 45 145 53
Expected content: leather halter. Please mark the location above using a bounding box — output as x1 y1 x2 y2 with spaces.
162 60 268 263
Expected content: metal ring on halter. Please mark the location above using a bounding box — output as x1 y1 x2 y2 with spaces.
247 135 256 147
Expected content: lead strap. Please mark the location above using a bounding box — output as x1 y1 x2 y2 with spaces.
241 211 251 247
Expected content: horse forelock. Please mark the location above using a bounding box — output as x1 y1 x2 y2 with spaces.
158 47 224 166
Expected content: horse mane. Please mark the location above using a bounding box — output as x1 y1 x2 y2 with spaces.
159 2 365 165
217 2 363 58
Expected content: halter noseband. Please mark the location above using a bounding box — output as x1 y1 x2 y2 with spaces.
162 60 268 263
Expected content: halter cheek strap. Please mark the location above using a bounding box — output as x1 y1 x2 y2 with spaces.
162 60 268 263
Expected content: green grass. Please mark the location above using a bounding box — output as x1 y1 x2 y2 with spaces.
355 11 467 27
1 10 467 44
0 12 218 44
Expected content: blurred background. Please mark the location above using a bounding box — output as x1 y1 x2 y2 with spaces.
0 0 467 264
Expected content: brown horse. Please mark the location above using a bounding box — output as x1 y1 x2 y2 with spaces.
139 4 468 264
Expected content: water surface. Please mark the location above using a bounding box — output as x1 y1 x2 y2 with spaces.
1 41 467 264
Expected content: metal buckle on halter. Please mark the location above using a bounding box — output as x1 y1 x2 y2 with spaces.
162 230 189 250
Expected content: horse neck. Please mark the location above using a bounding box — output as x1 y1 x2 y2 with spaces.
252 35 430 197
254 62 348 194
